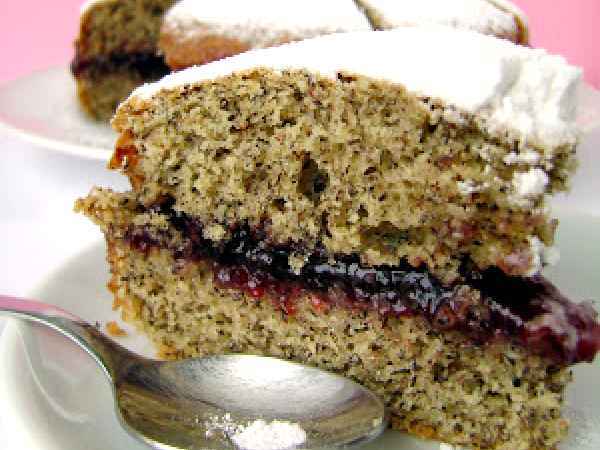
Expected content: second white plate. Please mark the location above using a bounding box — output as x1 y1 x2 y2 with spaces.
0 66 115 160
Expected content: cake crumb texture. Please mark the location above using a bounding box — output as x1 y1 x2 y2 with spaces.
75 0 175 59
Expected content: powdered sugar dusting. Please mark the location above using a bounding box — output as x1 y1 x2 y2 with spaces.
512 167 549 199
503 149 541 165
361 0 517 38
439 444 467 450
164 0 370 47
203 414 307 450
230 419 307 450
204 413 242 438
128 27 581 150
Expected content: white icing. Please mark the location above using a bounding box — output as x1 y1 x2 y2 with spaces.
527 236 545 276
526 236 560 276
361 0 518 38
457 180 489 195
457 180 479 195
471 143 495 161
503 149 541 165
127 27 581 149
512 168 549 198
163 0 371 47
439 445 456 450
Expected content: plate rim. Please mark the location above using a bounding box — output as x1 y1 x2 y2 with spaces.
0 65 113 162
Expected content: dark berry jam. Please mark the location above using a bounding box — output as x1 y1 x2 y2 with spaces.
124 199 600 365
71 52 170 79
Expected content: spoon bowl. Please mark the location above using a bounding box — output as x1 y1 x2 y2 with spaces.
0 296 387 450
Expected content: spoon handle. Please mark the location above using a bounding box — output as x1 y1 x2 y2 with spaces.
0 295 134 380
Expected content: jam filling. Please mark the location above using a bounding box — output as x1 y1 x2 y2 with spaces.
124 199 600 365
71 52 170 79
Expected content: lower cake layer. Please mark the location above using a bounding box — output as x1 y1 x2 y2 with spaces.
104 237 570 450
71 53 169 120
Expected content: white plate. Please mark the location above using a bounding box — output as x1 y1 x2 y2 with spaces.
1 66 600 164
0 211 598 450
0 66 115 160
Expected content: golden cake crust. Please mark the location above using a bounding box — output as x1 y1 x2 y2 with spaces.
159 31 252 70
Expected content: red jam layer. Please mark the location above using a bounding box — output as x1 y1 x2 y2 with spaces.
124 201 600 365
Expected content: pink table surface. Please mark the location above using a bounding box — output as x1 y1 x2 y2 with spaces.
0 0 599 88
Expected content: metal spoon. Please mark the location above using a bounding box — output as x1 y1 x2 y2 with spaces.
0 296 387 450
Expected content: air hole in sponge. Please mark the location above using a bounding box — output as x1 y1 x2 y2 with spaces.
215 148 231 160
419 123 439 144
321 212 332 238
298 157 329 203
272 198 286 211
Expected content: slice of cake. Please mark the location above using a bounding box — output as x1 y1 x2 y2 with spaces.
73 0 371 120
158 0 528 72
76 28 600 449
158 0 372 70
72 0 176 120
355 0 529 44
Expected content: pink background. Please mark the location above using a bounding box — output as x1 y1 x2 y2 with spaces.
0 0 599 88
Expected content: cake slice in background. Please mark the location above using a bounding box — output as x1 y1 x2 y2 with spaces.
72 0 176 121
72 0 371 121
158 0 371 70
158 0 529 72
72 0 529 121
76 28 600 449
355 0 528 44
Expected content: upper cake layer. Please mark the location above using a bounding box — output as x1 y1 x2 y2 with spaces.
355 0 528 43
112 29 580 281
129 28 580 149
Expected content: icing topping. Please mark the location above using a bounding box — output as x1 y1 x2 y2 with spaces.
128 27 581 150
513 168 550 198
163 0 371 47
